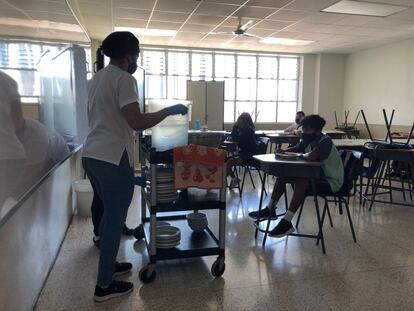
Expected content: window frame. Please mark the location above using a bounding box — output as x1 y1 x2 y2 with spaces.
141 47 301 124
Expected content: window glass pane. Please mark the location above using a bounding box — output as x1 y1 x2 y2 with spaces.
167 76 188 99
237 55 256 78
277 102 297 122
279 57 298 79
216 78 235 100
191 76 213 81
168 51 189 76
258 57 278 79
236 78 256 101
192 53 212 78
278 80 297 101
224 101 235 123
257 102 276 123
143 50 165 74
257 79 277 101
215 54 235 77
146 75 166 98
235 101 256 120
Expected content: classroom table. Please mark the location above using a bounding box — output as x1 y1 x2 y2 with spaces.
265 133 301 147
363 145 414 209
332 138 411 149
252 154 326 253
323 130 346 139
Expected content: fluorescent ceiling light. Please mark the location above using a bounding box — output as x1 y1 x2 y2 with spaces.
260 37 314 46
322 0 408 17
114 27 176 37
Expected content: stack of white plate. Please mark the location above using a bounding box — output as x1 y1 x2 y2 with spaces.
156 225 181 249
156 169 178 203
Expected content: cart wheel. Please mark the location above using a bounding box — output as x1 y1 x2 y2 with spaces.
139 265 156 283
133 224 145 240
211 258 225 277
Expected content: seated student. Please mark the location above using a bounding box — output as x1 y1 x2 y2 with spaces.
249 114 344 237
227 112 258 188
284 111 305 134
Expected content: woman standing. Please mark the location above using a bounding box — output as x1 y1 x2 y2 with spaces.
82 31 187 302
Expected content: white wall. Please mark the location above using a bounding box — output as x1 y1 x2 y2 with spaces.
343 39 414 126
314 54 346 128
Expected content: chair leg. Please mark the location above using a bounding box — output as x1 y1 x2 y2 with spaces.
369 161 386 211
284 186 289 212
248 167 255 189
241 167 247 193
295 202 304 229
362 177 372 207
325 199 334 228
258 170 267 196
344 198 357 243
359 176 363 205
234 166 242 198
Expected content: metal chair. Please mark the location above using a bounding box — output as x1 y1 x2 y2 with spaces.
240 137 270 194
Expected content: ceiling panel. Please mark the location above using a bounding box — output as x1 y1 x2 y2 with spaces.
180 23 216 32
113 8 151 20
151 11 190 23
155 0 199 13
195 2 239 16
247 0 292 8
286 0 339 12
234 6 277 18
148 21 183 30
112 0 155 10
253 19 292 30
268 9 311 21
187 14 227 25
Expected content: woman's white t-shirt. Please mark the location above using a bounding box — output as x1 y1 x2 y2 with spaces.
82 64 138 166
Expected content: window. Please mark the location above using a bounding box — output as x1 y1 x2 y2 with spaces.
141 48 300 123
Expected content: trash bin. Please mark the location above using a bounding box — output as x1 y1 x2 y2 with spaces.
73 179 93 217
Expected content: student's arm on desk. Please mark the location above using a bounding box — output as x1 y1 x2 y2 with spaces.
276 140 306 154
301 138 332 162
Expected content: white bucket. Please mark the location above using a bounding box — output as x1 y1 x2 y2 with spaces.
148 99 191 152
73 179 93 217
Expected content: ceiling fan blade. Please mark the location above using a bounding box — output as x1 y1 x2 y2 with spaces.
244 33 263 39
240 20 255 31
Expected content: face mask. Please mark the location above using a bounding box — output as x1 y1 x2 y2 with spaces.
127 62 137 74
295 118 301 124
302 133 317 143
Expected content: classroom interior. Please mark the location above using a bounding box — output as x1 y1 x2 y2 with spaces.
1 0 414 310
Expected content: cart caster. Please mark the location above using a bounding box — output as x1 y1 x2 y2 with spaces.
139 265 156 283
133 224 145 240
211 258 225 277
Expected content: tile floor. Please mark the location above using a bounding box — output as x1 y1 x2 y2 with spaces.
35 176 414 311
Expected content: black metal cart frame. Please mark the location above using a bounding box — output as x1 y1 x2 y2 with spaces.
138 144 227 283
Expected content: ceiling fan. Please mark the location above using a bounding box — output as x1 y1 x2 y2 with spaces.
211 18 262 39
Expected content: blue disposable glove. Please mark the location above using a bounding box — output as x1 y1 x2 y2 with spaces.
166 104 188 116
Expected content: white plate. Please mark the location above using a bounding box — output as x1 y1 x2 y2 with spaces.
156 241 180 249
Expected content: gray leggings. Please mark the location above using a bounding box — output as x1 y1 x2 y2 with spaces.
82 151 134 287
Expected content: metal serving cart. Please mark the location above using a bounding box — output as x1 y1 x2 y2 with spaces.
138 142 227 283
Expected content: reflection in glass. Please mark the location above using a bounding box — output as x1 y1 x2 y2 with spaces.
0 42 89 221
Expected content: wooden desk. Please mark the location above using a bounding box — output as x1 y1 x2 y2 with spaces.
332 138 410 149
324 130 346 139
252 154 326 253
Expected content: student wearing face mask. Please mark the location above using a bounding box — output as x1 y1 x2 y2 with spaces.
82 31 188 302
249 114 344 237
284 111 305 134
